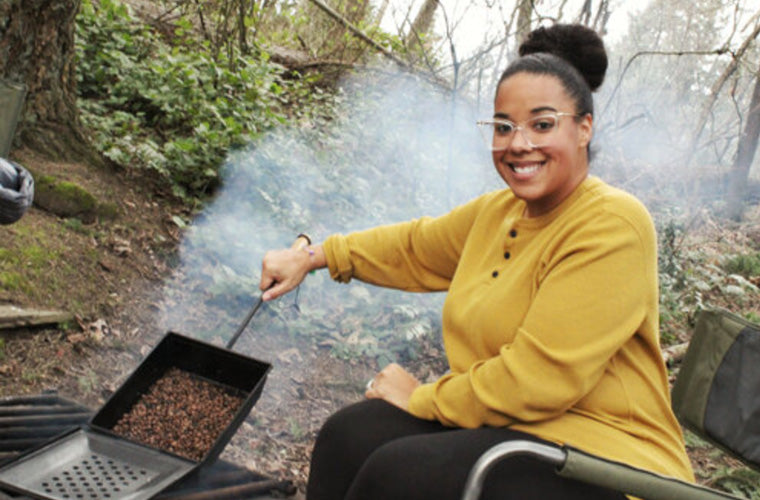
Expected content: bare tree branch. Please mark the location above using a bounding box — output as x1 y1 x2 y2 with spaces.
601 48 731 118
687 19 760 165
305 0 450 89
306 0 410 69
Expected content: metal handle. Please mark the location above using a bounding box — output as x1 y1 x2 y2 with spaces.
225 234 312 349
461 441 566 500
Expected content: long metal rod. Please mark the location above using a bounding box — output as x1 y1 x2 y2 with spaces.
156 479 292 500
461 440 567 500
225 296 265 350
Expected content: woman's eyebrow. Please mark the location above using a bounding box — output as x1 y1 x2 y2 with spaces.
493 106 558 120
531 106 558 114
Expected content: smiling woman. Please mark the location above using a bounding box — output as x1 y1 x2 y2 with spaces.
259 23 695 500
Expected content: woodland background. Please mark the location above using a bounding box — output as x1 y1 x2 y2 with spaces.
0 0 759 497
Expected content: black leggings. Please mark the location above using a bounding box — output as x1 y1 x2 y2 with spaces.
306 399 628 500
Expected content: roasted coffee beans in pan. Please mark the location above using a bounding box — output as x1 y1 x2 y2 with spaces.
112 367 245 461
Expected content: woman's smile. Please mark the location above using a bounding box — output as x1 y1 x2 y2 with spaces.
507 159 546 177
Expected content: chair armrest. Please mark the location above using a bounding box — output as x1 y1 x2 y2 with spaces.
558 447 741 500
461 440 741 500
461 440 566 500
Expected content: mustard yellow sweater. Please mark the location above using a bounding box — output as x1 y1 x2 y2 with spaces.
322 176 694 481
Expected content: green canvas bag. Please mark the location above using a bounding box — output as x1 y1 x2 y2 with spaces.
671 308 760 470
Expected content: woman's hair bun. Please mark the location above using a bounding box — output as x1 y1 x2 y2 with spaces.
519 24 607 92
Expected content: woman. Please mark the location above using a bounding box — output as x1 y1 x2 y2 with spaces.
260 24 694 500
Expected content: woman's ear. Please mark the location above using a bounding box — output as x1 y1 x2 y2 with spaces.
578 113 593 149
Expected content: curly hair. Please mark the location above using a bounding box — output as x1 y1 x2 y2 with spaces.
498 24 608 117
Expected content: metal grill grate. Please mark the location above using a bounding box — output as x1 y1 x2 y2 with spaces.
0 393 90 465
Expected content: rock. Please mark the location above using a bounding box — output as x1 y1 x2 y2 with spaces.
32 174 118 222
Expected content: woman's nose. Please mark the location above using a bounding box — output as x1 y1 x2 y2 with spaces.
509 127 537 151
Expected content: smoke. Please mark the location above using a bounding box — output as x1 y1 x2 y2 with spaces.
156 69 497 372
589 14 760 215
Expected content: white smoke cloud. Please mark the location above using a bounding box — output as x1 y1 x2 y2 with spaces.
156 69 497 368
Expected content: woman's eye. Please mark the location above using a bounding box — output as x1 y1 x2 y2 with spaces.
494 123 514 135
531 117 557 132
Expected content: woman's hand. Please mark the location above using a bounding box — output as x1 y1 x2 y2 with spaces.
365 363 421 411
260 244 325 301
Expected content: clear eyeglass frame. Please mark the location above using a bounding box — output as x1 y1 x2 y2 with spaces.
476 112 579 151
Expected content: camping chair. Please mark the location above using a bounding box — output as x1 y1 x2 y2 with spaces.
0 80 26 158
462 308 759 500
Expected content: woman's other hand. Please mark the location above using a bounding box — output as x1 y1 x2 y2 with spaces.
365 363 421 411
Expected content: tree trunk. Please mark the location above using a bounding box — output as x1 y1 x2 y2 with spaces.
0 0 96 162
726 68 760 221
373 0 389 28
343 0 369 25
404 0 438 49
237 0 249 55
515 0 532 47
577 0 592 25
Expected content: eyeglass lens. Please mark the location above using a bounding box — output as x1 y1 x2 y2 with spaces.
478 114 560 151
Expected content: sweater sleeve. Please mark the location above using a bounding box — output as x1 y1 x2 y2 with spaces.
322 193 496 292
408 205 658 427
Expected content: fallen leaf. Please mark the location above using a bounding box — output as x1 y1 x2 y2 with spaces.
87 319 110 343
67 333 87 344
278 348 303 364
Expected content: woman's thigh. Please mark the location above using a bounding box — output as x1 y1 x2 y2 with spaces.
307 399 627 500
306 399 447 500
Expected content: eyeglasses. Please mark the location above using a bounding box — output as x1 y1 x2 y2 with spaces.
476 112 579 151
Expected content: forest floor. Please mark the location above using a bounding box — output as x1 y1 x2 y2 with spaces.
0 147 758 497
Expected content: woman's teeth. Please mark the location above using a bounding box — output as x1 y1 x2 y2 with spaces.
510 162 542 174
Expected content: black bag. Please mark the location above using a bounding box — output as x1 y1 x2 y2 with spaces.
671 308 760 470
0 158 34 224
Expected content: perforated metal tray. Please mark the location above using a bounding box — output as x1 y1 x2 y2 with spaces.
0 427 195 500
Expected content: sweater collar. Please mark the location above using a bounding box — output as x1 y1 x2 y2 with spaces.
512 176 601 229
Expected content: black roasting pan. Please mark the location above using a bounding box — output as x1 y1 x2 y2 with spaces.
90 331 272 464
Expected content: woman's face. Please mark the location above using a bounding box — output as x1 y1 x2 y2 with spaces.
492 72 592 217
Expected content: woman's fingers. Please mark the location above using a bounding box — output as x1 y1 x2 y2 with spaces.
259 248 308 300
365 363 421 411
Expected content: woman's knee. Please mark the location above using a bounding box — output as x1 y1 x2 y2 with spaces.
314 400 380 449
344 434 466 500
